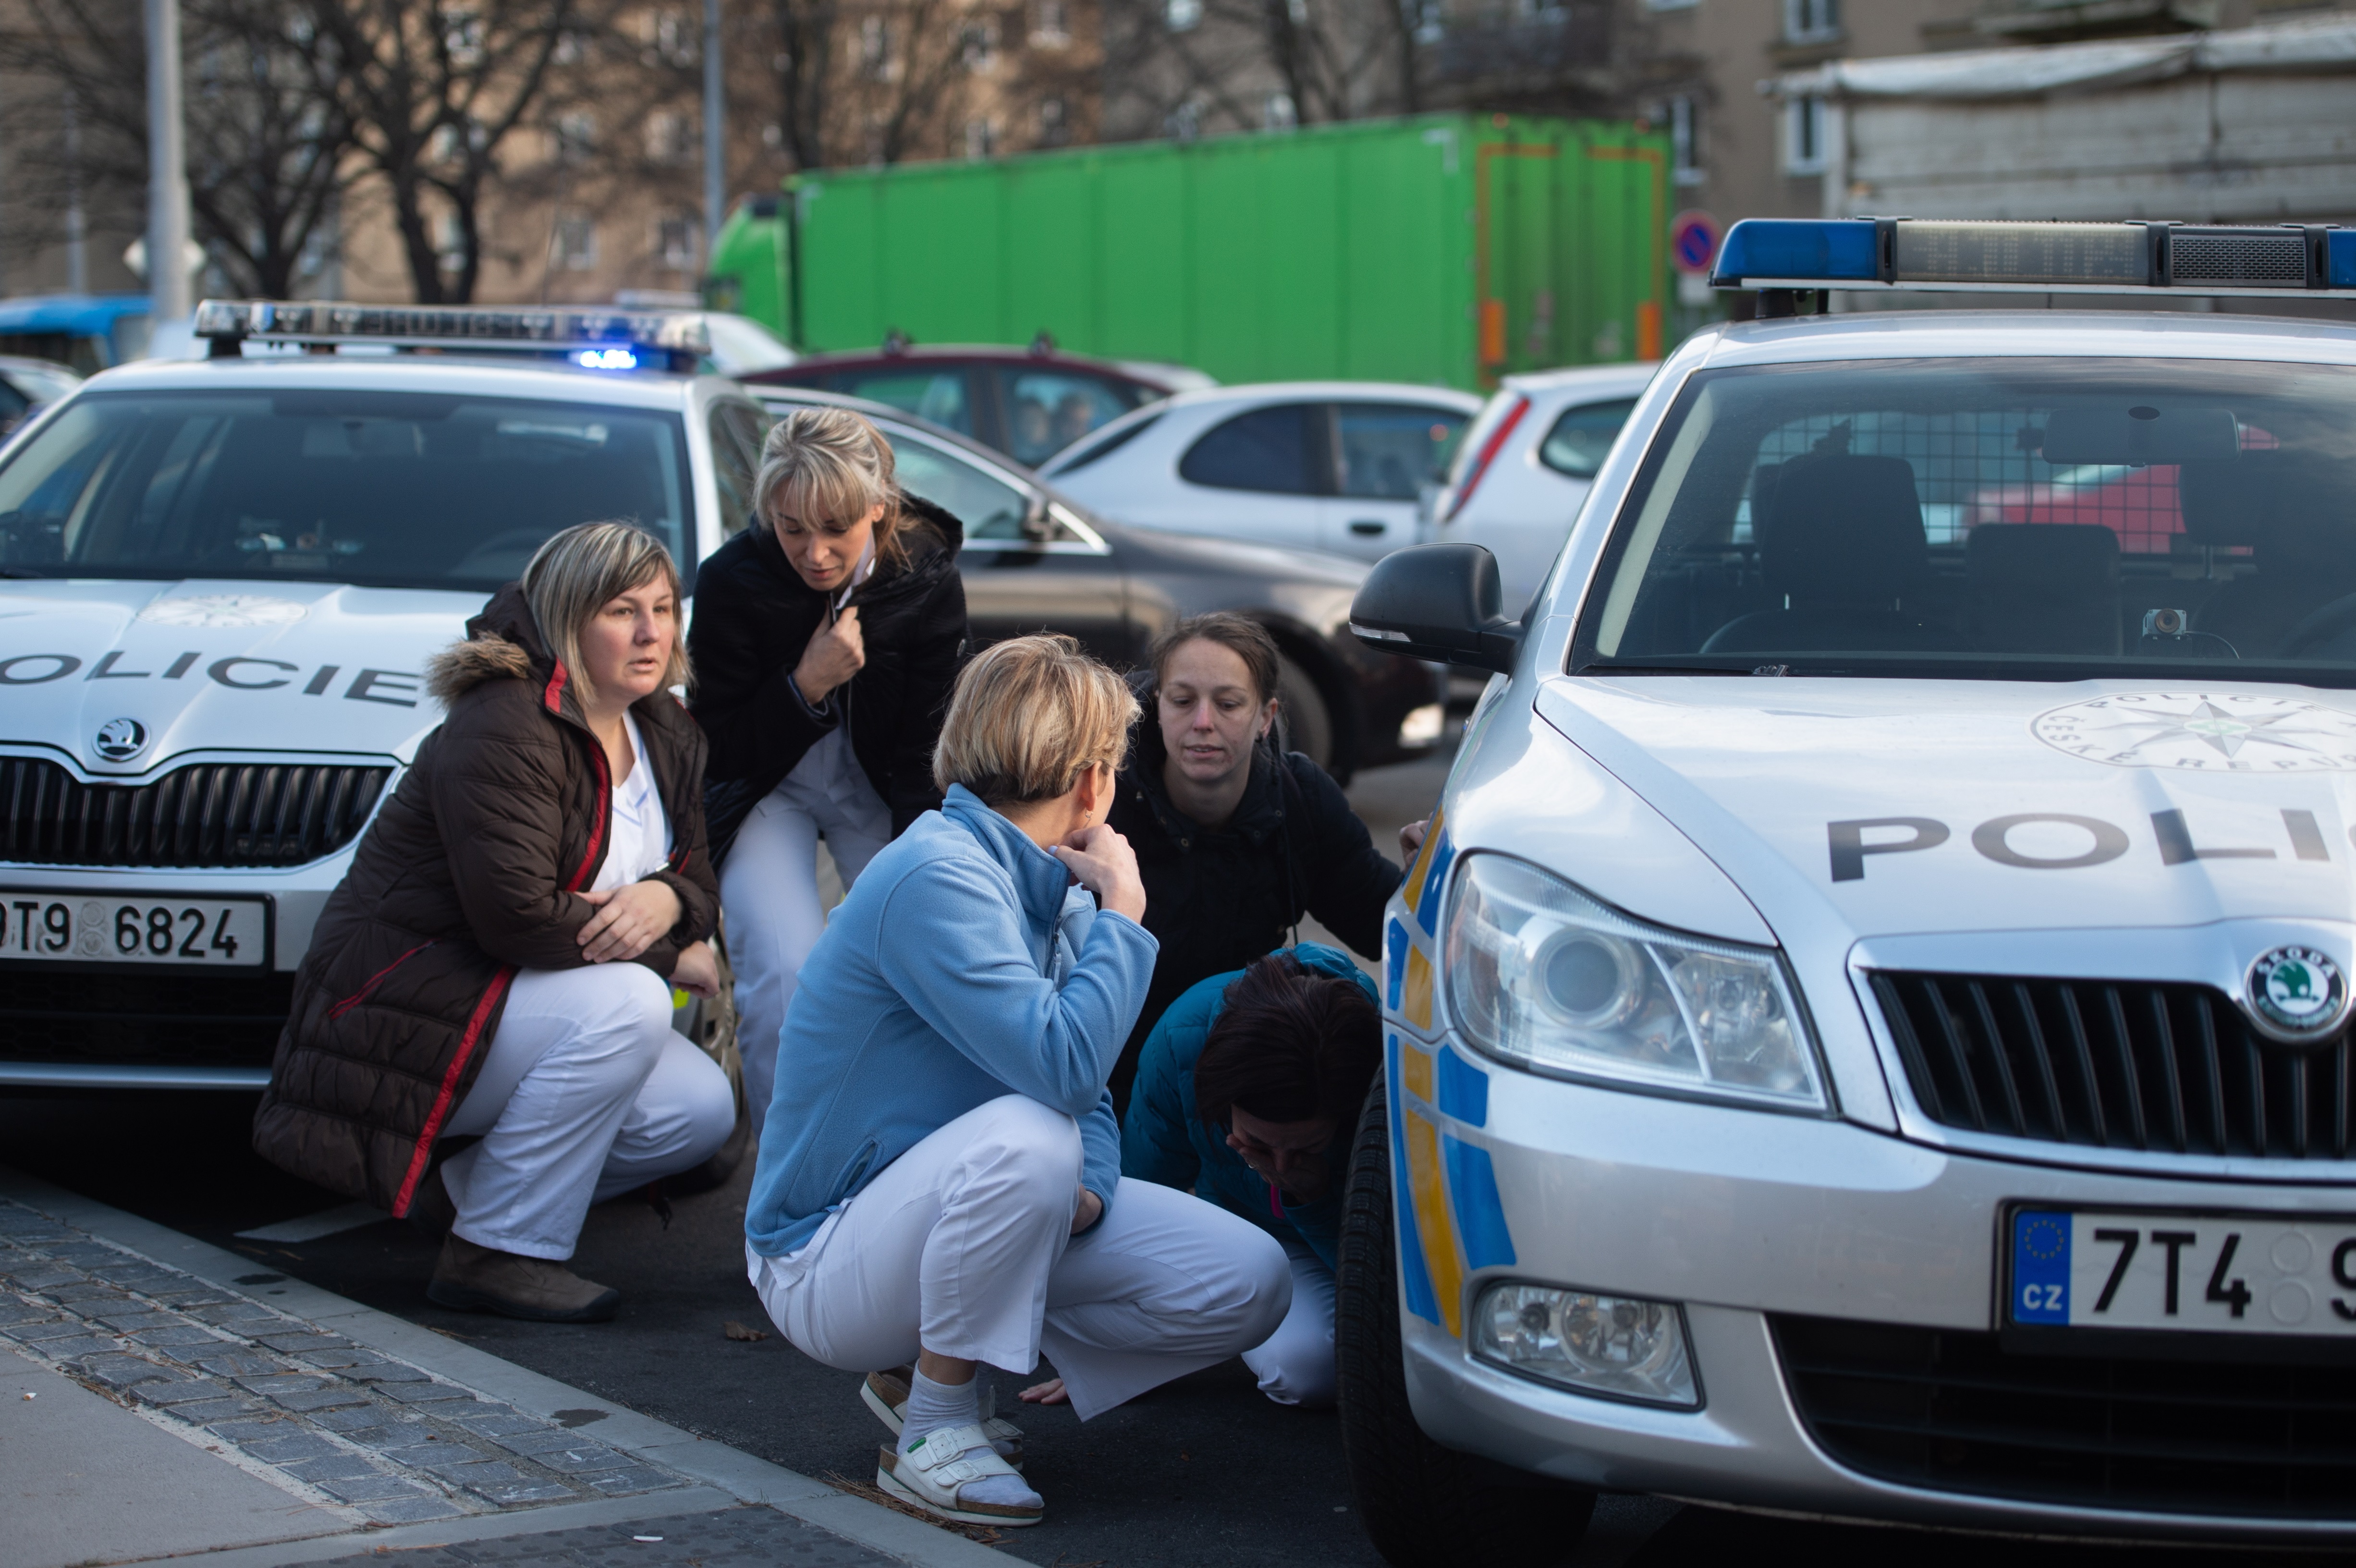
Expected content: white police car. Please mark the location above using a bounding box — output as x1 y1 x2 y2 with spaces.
0 301 773 1110
1337 219 2356 1562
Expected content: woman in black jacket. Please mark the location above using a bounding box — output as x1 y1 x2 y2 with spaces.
1104 613 1409 1113
687 407 968 1133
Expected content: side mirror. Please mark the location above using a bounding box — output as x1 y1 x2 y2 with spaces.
1019 500 1054 544
1349 542 1520 674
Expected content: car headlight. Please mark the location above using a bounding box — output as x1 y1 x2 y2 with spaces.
1441 852 1826 1110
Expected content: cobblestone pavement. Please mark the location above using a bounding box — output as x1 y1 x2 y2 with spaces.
0 1197 686 1526
278 1506 900 1567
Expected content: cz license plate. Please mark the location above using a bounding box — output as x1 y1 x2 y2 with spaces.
2010 1207 2356 1337
0 891 269 967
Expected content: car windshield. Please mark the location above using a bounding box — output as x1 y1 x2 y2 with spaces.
0 389 692 590
1574 357 2356 684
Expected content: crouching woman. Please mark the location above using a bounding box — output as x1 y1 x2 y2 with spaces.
745 634 1291 1530
1121 944 1381 1409
254 522 736 1323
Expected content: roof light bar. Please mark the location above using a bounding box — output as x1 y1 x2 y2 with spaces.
192 299 712 369
1711 219 2356 299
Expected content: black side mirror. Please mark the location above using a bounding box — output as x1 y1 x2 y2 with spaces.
1349 543 1520 674
1019 500 1054 544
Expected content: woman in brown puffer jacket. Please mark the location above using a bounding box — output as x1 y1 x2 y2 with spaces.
253 522 733 1324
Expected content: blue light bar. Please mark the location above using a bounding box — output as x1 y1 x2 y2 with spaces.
1710 218 2356 300
193 299 711 368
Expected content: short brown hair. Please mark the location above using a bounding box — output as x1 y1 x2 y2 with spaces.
1148 612 1280 705
521 522 690 700
1194 952 1381 1128
754 406 911 568
933 634 1138 807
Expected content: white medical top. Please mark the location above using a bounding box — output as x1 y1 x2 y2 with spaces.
591 712 673 892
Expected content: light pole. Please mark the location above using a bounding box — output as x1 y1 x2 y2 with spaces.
144 0 192 320
703 0 725 268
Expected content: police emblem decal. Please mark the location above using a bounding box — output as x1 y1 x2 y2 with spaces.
2245 946 2351 1045
93 717 148 763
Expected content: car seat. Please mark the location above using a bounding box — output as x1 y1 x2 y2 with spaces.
1965 523 2121 656
2182 452 2356 657
1700 454 1953 654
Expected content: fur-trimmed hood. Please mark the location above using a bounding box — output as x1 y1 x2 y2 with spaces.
425 583 551 704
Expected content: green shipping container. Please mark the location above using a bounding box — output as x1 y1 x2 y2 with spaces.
723 113 1671 391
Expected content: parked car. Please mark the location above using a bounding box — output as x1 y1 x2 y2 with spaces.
743 339 1210 467
745 384 1445 779
1428 363 1657 615
1040 382 1484 564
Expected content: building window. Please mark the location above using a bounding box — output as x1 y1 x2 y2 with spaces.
1166 0 1202 31
552 214 598 271
554 111 596 164
1038 96 1070 146
657 217 698 271
1263 93 1297 129
1783 0 1839 44
1784 95 1828 174
1033 0 1069 44
443 11 484 65
651 9 698 65
960 20 998 72
860 16 894 78
646 111 695 165
964 118 997 159
1669 95 1703 187
1412 0 1443 41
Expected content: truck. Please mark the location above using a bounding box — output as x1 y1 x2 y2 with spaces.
705 113 1671 392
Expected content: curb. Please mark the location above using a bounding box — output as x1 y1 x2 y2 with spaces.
0 1166 1010 1568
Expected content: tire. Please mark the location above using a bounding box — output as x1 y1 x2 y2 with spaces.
1336 1079 1597 1568
1274 651 1335 772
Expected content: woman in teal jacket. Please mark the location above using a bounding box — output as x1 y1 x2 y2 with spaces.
1120 943 1381 1408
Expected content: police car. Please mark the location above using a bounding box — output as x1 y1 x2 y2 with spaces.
0 302 768 1128
1337 219 2356 1562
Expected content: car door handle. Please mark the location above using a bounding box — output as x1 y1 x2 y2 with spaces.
1348 519 1387 536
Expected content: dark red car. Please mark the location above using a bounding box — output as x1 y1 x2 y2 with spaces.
742 336 1213 468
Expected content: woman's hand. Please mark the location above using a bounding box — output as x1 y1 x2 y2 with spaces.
1399 816 1430 863
793 605 865 707
1018 1377 1069 1406
1071 1186 1103 1235
671 940 721 997
576 879 683 962
1051 823 1146 922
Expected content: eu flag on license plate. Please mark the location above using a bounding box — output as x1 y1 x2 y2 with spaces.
2011 1210 2072 1324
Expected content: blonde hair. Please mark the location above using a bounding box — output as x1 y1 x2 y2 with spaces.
754 406 909 568
933 635 1138 807
521 522 691 700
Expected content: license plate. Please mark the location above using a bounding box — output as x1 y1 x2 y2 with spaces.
2010 1207 2356 1337
0 891 270 968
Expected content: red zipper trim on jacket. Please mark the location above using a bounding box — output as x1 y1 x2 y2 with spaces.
393 675 612 1219
327 940 436 1022
393 965 516 1217
542 659 570 714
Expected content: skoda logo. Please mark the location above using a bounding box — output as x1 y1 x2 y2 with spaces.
93 717 148 763
2245 946 2351 1046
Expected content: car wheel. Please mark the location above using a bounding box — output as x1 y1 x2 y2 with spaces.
1275 651 1334 771
1336 1079 1596 1568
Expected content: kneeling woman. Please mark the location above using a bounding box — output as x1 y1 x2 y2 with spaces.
1121 945 1381 1409
745 635 1290 1529
255 523 737 1323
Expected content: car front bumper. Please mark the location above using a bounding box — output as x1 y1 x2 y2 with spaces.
1392 1033 2356 1542
0 863 344 1090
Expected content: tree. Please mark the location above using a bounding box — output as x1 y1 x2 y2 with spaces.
0 0 356 297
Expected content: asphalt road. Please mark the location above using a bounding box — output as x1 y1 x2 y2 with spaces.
3 751 2350 1568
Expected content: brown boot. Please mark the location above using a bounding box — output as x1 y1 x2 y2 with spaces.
427 1234 620 1323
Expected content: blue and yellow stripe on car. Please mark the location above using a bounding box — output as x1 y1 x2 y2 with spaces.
1384 813 1516 1338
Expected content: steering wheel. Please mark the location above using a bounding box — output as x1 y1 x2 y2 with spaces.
2276 591 2356 659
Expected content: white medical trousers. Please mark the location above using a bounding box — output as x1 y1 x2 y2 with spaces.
1241 1236 1338 1408
440 962 737 1261
720 732 894 1137
748 1095 1293 1421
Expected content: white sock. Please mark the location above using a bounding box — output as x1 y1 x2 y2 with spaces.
899 1369 1040 1510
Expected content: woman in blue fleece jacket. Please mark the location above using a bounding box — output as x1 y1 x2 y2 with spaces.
1121 943 1382 1410
744 634 1290 1531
